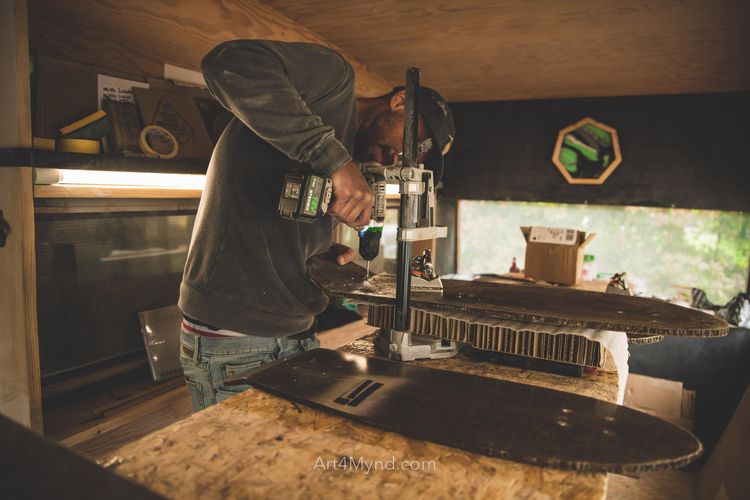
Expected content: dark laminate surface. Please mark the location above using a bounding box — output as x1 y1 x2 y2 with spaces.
308 251 729 337
228 348 702 473
0 413 163 499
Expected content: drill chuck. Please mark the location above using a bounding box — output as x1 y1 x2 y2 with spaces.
358 226 383 261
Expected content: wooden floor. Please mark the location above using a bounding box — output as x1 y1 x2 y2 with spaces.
42 319 376 461
44 374 193 460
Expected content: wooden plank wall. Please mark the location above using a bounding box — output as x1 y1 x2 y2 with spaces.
0 168 42 432
0 0 42 431
27 0 392 97
441 92 750 212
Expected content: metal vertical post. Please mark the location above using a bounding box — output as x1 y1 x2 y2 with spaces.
395 67 420 332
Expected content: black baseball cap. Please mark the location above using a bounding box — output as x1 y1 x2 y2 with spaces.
394 86 455 182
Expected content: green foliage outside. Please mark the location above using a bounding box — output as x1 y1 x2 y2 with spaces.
458 201 750 303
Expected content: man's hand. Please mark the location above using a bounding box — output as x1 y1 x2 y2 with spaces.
330 243 356 265
329 161 373 228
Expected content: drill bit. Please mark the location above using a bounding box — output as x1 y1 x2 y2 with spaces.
365 260 370 281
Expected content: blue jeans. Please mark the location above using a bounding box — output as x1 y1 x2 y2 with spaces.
179 328 320 411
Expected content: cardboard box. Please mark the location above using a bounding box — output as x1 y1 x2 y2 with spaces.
33 55 147 139
521 226 595 285
623 373 694 431
134 88 214 160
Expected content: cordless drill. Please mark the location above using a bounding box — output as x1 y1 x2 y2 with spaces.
278 164 386 270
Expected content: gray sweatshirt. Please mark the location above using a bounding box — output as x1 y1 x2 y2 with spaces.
179 40 356 336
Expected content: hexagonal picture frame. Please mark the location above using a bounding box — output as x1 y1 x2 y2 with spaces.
552 117 622 185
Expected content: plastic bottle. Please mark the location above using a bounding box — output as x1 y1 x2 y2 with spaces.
581 254 597 281
509 257 520 273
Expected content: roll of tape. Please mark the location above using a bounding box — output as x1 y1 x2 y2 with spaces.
56 138 101 154
33 137 56 151
138 125 179 159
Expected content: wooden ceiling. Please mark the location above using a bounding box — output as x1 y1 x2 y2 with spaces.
264 0 750 102
28 0 391 97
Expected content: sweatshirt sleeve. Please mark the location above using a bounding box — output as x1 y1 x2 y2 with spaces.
201 40 354 176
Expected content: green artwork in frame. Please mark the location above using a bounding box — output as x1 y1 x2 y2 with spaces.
553 118 622 185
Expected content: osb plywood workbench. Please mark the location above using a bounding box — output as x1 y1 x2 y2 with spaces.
102 334 620 499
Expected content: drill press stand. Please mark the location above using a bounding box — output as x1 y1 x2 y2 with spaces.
374 66 457 361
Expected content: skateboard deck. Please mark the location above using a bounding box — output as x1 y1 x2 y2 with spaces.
226 348 702 473
308 251 728 338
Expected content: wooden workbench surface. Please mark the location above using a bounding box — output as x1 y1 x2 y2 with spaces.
103 334 619 499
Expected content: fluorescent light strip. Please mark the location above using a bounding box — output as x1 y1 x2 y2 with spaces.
47 169 399 193
55 169 206 189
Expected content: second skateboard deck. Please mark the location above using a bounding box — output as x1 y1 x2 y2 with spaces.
227 348 702 473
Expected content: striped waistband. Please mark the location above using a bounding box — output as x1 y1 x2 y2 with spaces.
181 318 246 338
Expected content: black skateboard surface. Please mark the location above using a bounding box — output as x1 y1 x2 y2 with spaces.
227 348 702 473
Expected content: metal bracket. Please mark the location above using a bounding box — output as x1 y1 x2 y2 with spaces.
375 328 459 361
411 276 444 292
410 249 444 293
398 226 448 242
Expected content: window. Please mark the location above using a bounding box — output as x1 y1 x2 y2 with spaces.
458 201 750 303
36 212 195 377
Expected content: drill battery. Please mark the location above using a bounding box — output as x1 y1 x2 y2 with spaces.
278 168 386 263
278 171 333 223
278 168 386 224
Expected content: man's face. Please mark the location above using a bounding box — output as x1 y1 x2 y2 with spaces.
355 91 430 165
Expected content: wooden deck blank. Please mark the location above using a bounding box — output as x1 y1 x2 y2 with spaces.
307 251 729 337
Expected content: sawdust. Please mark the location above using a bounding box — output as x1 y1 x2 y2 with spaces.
348 273 395 295
358 281 377 293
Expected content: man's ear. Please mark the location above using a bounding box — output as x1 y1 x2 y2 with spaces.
389 90 406 113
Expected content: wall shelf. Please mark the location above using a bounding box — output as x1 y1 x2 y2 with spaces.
0 148 208 174
33 184 202 199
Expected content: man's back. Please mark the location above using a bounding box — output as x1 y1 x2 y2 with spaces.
179 40 358 337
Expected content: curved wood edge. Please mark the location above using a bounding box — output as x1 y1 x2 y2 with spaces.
308 251 729 338
627 334 665 345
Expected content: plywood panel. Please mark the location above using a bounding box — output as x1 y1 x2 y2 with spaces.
28 0 391 97
106 336 619 498
266 0 750 102
0 168 42 432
